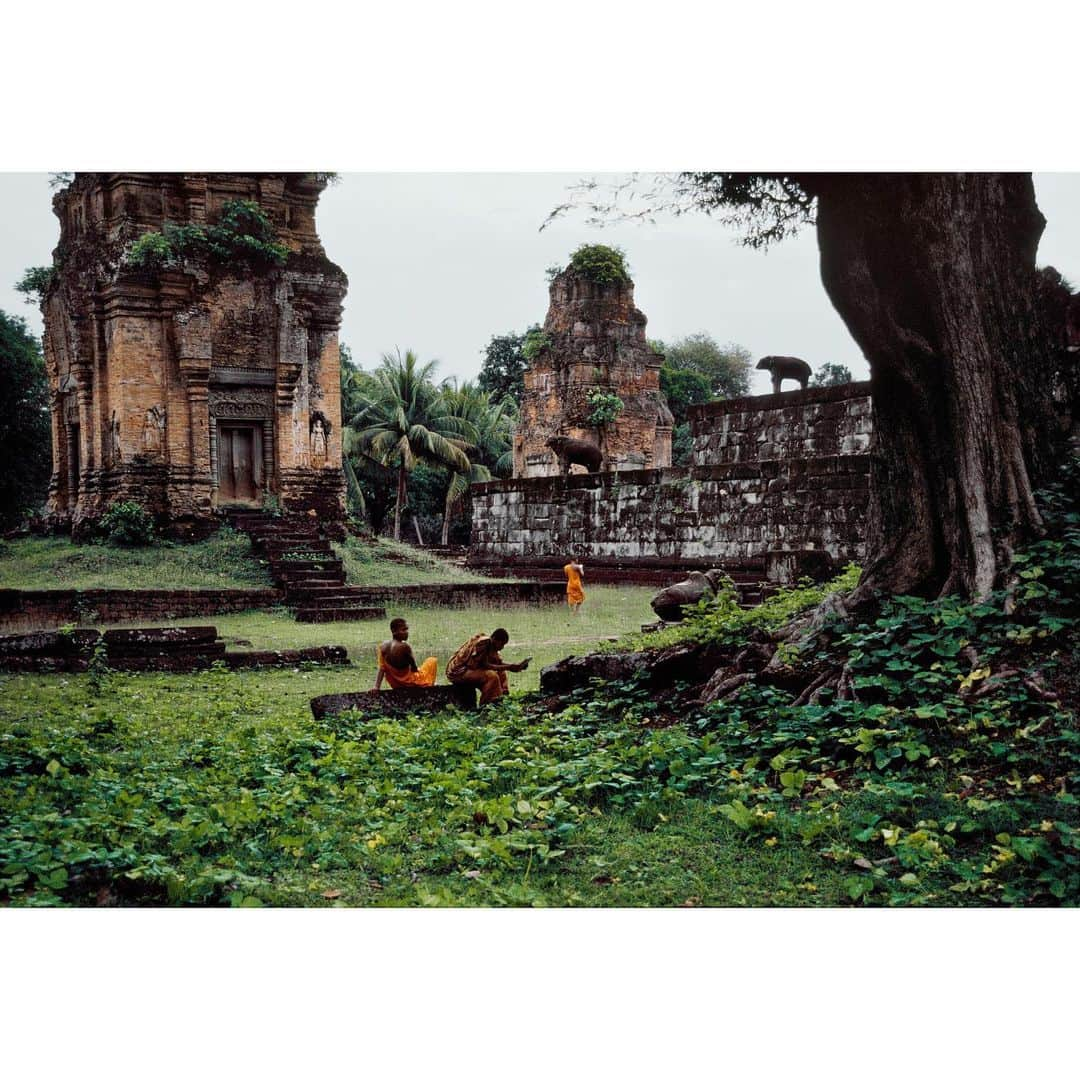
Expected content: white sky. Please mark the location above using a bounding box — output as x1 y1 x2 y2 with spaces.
4 172 1079 397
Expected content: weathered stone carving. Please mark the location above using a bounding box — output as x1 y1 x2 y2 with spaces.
310 415 327 462
545 434 603 474
513 264 673 476
209 386 273 418
142 405 165 454
39 173 347 535
756 355 812 393
650 569 729 622
108 411 121 465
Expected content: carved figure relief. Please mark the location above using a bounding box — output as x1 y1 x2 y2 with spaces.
108 411 121 464
310 412 329 463
143 405 165 453
209 386 273 419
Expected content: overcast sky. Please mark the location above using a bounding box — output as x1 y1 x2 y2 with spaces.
3 172 1079 396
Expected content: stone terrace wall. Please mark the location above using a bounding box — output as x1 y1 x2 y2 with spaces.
470 381 873 582
689 381 872 465
0 587 282 632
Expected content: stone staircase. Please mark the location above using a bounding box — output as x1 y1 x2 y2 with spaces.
227 511 386 623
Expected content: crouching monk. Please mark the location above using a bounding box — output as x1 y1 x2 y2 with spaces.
374 617 439 690
446 627 531 705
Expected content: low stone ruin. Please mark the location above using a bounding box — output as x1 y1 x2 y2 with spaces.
0 625 348 673
472 381 872 585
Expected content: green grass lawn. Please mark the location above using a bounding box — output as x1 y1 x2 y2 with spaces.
334 536 512 586
0 663 850 907
0 532 508 593
108 585 656 693
0 532 272 591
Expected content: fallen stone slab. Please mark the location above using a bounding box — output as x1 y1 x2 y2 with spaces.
0 655 89 673
226 646 349 669
0 629 100 657
102 626 218 650
311 684 477 721
111 648 226 672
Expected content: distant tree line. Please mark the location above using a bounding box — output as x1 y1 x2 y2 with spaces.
341 344 514 545
0 310 51 530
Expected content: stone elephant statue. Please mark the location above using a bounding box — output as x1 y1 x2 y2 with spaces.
756 355 812 394
546 435 603 474
650 569 729 622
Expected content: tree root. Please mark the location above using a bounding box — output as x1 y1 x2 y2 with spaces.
697 670 753 705
792 670 833 707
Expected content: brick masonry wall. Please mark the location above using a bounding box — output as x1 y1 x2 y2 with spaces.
0 588 283 632
470 382 873 582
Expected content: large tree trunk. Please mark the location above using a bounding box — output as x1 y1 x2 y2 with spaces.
803 173 1064 601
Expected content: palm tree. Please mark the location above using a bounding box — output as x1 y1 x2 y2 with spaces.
347 349 474 541
438 380 515 545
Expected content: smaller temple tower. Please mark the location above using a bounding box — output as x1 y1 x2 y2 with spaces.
512 250 673 477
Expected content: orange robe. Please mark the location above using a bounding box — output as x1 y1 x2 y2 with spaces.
377 647 438 688
564 563 585 606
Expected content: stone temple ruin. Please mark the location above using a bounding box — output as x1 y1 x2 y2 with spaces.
472 380 873 586
513 264 673 477
41 173 347 536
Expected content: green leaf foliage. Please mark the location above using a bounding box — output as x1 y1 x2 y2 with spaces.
124 199 288 274
563 244 630 285
0 310 51 527
14 266 57 305
585 388 624 427
97 501 156 547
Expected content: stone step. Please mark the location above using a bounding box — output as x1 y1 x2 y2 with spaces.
251 529 319 544
285 590 375 605
294 605 386 623
274 569 347 583
269 560 343 576
264 539 333 553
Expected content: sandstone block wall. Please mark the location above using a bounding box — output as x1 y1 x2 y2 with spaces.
471 382 873 582
689 381 872 464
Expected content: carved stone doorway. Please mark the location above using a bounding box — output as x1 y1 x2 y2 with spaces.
217 422 262 505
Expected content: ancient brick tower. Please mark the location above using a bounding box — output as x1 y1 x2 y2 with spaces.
41 173 347 536
512 263 673 477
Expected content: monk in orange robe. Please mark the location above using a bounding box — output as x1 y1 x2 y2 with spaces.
373 617 438 690
564 559 585 613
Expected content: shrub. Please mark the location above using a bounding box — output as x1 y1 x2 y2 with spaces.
521 329 551 361
586 388 624 427
99 501 156 547
123 199 288 274
565 244 630 284
14 266 57 304
125 232 174 273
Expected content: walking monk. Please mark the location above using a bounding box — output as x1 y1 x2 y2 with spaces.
373 617 438 690
564 557 585 613
446 627 531 705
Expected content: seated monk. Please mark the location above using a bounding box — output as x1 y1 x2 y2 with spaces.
373 617 438 690
445 627 531 705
